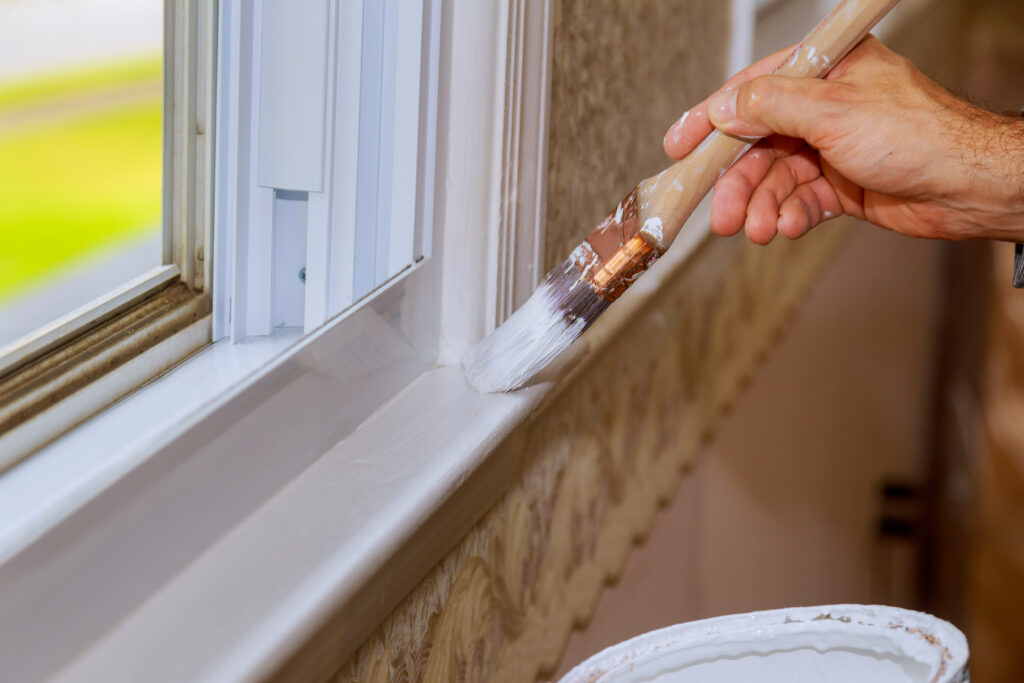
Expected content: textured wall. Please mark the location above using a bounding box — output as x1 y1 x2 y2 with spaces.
544 0 728 271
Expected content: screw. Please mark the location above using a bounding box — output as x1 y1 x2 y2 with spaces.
299 267 306 284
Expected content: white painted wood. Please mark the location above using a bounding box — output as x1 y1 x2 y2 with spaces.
0 264 180 378
385 0 425 280
256 0 329 192
509 0 552 312
0 0 555 677
0 329 302 564
0 258 442 682
301 1 338 333
413 0 441 264
217 0 283 340
437 0 552 363
325 0 365 316
47 365 550 683
212 0 240 341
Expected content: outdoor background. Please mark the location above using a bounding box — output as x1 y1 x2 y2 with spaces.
0 0 162 346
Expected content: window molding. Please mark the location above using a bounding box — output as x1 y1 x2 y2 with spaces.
0 0 554 679
437 0 550 365
0 0 217 469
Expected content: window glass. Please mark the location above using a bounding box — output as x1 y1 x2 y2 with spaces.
0 0 163 347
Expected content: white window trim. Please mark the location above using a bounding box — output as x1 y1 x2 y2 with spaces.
0 1 555 680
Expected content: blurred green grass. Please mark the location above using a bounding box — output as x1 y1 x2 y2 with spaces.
0 58 162 303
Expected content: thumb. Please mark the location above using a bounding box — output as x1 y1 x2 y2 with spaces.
707 75 838 145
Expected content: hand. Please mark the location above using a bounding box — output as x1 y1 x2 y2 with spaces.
663 36 1024 244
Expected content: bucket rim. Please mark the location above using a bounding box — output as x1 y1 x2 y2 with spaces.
558 604 969 683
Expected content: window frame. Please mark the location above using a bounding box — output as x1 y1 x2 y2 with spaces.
0 0 555 679
213 0 442 344
0 0 217 470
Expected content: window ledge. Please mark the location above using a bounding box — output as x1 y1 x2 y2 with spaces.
37 200 715 682
53 364 551 681
0 328 303 563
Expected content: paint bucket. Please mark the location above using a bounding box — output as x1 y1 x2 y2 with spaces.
559 604 968 683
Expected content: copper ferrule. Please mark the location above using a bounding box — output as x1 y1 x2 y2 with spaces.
571 188 662 302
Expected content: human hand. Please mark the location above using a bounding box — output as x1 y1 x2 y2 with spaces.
663 36 1024 244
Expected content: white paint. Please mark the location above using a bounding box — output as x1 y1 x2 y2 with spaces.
437 0 552 363
560 605 968 683
0 328 301 561
638 648 923 682
611 200 624 226
462 279 586 393
386 0 427 280
640 217 665 248
40 364 550 683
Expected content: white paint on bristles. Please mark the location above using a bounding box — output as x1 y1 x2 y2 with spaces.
463 277 590 393
570 242 600 288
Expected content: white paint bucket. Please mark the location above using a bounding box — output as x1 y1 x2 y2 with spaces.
559 605 968 683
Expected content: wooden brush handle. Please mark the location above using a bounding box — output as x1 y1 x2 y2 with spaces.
637 0 900 251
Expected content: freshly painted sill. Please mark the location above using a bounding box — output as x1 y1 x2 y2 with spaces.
48 201 716 682
53 366 552 681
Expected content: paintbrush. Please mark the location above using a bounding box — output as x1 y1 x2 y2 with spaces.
464 0 900 392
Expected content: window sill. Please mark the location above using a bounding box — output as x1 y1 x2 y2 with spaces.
53 363 552 681
21 200 715 682
0 327 303 562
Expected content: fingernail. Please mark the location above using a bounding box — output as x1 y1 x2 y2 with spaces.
664 111 689 147
709 88 737 124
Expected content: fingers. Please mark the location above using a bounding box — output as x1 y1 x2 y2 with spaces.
706 74 841 144
777 177 844 239
711 146 774 237
745 146 822 243
713 143 845 243
664 44 797 160
710 137 803 237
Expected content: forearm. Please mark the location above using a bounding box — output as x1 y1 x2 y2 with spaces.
949 106 1024 241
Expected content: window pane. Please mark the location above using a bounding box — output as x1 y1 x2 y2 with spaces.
0 0 163 348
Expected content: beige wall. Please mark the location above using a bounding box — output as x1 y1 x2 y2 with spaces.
557 226 944 676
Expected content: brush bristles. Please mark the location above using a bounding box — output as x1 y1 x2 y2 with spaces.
463 261 609 393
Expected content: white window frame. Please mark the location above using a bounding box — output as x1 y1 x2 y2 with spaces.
0 1 554 680
214 0 442 346
0 0 217 469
